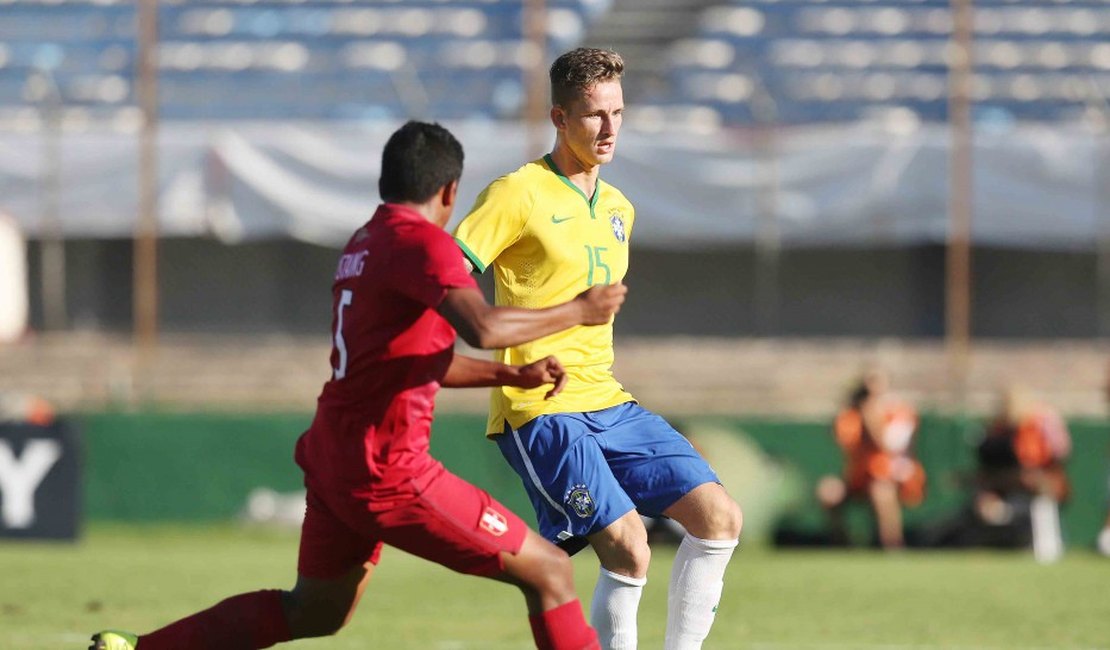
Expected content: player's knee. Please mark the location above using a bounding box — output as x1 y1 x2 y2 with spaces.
725 497 744 539
301 607 351 638
607 535 652 576
530 546 576 598
512 543 577 603
703 495 744 541
285 591 354 638
630 541 652 575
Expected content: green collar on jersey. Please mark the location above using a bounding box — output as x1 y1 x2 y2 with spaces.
544 154 599 219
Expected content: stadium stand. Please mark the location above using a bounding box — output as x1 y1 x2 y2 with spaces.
2 0 1109 125
657 0 1110 124
0 0 608 122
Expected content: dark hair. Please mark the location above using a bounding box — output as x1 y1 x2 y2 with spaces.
378 121 464 203
549 48 624 107
849 383 871 409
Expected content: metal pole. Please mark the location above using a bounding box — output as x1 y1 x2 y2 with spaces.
1085 77 1110 338
37 70 66 331
752 81 780 336
1098 131 1110 338
523 0 548 158
947 0 974 406
134 0 159 352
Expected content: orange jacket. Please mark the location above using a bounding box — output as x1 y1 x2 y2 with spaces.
834 402 925 505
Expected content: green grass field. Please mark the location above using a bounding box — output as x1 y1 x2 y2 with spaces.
2 524 1108 650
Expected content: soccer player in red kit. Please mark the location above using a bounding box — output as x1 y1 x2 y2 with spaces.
90 121 625 650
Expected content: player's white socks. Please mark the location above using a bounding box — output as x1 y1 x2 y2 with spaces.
590 567 646 650
665 533 738 650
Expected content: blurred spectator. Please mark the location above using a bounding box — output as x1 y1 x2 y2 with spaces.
973 386 1070 562
0 391 55 426
815 368 925 549
977 386 1070 505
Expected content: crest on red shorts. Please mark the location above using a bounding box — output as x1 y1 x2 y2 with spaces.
480 507 508 537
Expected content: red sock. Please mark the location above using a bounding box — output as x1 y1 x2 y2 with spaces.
528 600 600 650
138 589 292 650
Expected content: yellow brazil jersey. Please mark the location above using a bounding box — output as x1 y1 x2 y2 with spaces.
453 155 636 435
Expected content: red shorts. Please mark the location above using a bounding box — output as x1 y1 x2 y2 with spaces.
297 467 528 580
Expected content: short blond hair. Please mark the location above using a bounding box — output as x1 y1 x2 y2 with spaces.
549 48 624 107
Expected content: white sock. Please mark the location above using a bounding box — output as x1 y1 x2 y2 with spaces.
665 533 738 650
590 567 646 650
1098 527 1110 557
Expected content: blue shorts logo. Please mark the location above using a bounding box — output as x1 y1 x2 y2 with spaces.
565 484 596 518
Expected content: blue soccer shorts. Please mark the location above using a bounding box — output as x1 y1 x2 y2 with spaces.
496 402 720 554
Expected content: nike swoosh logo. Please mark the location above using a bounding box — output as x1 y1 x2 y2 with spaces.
551 215 575 224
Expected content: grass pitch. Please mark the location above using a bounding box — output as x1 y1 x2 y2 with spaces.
2 524 1108 649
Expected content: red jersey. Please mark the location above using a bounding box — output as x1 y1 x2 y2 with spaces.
295 203 478 507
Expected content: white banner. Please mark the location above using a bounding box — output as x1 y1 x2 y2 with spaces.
0 213 28 343
0 121 1103 250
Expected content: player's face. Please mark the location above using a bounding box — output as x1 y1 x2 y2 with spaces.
556 79 624 168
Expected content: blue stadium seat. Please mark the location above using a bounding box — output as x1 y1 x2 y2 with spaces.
660 0 1110 124
5 0 1106 124
0 0 603 120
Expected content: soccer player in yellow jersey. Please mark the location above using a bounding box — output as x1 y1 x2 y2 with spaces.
453 48 743 650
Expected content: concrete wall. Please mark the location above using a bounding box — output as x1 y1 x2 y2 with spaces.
1 334 1108 418
22 239 1108 338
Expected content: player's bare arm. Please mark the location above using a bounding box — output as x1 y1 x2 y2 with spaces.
437 283 626 350
442 354 568 399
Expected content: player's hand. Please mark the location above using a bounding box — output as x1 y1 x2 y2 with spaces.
516 355 568 399
575 282 627 325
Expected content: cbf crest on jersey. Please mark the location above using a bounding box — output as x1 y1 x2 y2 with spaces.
565 484 596 518
609 211 626 243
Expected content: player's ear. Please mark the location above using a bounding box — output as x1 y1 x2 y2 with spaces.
550 105 566 130
441 179 459 209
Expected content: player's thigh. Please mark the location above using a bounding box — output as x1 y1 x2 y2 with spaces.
662 482 743 540
586 508 651 576
291 488 382 632
497 414 636 550
375 469 528 578
599 404 721 517
298 487 384 582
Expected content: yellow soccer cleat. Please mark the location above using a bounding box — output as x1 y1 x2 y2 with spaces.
89 630 138 650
